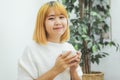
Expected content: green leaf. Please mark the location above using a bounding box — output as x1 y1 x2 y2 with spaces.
82 27 87 34
61 0 65 4
81 35 87 38
87 42 93 49
102 52 109 56
91 55 95 64
71 0 76 3
95 58 100 64
110 41 116 46
92 45 97 53
91 11 102 20
74 44 78 50
98 43 102 50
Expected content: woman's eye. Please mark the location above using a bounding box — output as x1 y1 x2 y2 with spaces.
48 18 54 20
60 16 65 19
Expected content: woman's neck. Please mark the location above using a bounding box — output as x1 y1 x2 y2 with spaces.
47 36 61 43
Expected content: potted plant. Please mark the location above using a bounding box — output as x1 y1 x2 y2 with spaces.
59 0 119 80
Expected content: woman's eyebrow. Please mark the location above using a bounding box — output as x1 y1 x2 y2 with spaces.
48 15 55 17
47 13 64 17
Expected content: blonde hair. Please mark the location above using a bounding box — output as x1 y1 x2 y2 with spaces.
33 1 70 45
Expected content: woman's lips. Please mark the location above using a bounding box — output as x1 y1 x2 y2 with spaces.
53 27 63 30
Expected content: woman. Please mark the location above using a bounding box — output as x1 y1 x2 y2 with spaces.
17 1 83 80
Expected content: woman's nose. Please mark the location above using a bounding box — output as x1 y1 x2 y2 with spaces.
55 18 61 25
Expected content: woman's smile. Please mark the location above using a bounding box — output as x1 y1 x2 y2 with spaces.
53 26 64 30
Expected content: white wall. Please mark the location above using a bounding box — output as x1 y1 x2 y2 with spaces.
0 0 120 80
0 0 55 80
91 0 120 80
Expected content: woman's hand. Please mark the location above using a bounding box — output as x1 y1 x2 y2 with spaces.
52 51 78 75
70 51 81 71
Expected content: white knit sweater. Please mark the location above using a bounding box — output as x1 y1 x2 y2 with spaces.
17 41 83 80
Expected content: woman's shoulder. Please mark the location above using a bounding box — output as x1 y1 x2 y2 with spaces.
63 42 75 49
20 41 43 58
25 40 42 49
64 42 73 46
22 41 40 55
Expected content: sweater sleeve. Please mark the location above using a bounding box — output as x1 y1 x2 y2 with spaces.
76 66 83 80
68 43 83 79
17 46 38 80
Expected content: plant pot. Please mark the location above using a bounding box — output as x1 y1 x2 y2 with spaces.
82 72 104 80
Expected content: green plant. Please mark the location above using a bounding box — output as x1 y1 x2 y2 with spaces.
60 0 120 74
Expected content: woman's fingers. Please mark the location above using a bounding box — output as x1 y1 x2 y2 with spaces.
55 51 81 72
76 51 82 59
61 51 71 58
69 61 78 67
61 51 81 64
54 52 80 74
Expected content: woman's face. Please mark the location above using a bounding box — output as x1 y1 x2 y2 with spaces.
45 8 67 40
